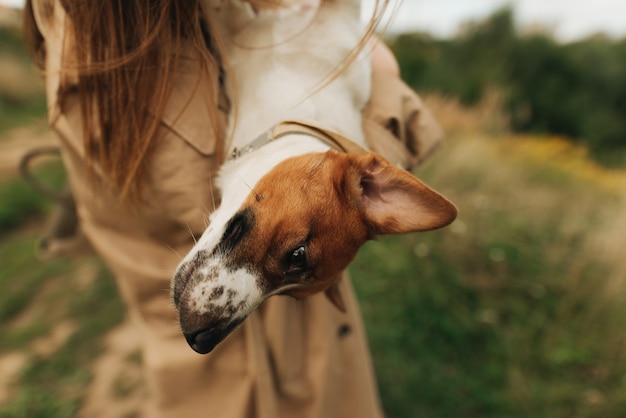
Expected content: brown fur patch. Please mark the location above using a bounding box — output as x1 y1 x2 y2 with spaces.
228 151 369 297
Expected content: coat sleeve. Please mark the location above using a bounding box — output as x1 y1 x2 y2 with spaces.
362 70 444 170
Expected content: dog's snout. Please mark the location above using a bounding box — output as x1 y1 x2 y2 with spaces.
172 250 210 306
173 255 263 353
183 319 244 354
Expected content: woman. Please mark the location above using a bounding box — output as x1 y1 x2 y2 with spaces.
24 0 442 416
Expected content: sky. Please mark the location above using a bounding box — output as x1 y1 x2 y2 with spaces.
2 0 625 42
363 0 626 41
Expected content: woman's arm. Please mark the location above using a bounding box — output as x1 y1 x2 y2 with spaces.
370 36 400 77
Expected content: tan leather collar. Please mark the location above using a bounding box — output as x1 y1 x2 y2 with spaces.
228 119 367 161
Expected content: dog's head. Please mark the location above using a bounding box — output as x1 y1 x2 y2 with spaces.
172 150 457 354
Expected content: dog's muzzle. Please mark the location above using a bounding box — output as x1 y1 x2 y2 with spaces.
173 255 261 354
183 319 243 354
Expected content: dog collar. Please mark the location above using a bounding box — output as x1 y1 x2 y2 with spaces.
228 119 367 161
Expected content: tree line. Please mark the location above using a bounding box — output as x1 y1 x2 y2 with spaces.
390 8 626 165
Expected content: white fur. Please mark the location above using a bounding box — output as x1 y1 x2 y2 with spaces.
188 258 263 318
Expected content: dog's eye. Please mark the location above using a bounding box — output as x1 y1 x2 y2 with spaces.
286 246 308 274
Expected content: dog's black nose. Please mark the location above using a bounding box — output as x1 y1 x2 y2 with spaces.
184 328 221 354
183 319 244 354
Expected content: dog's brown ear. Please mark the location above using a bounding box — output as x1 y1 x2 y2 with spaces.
352 153 457 235
325 283 346 312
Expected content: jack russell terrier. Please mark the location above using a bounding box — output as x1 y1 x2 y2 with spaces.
171 0 457 354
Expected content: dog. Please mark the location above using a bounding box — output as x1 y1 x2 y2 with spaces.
171 0 457 354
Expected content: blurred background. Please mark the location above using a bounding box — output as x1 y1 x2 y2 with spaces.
1 1 625 417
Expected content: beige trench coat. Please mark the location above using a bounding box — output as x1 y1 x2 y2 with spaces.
31 1 443 417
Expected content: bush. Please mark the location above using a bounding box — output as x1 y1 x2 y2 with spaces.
390 7 626 165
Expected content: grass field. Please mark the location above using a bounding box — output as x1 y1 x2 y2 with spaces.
2 23 626 418
354 134 626 418
352 96 626 418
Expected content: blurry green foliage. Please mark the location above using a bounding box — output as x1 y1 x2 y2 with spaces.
0 238 124 417
390 7 626 165
0 160 66 233
0 26 29 59
0 26 47 133
352 136 626 418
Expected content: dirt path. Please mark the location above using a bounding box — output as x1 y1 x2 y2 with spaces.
0 319 144 417
78 319 145 418
0 353 27 405
0 124 146 417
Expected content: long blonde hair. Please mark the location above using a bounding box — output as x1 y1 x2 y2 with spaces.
23 0 391 203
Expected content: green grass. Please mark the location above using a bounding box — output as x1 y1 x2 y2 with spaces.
0 95 47 133
0 27 47 134
0 237 69 328
0 160 66 234
351 136 626 418
0 27 31 60
0 238 124 417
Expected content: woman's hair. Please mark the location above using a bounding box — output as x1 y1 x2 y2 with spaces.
24 0 225 201
23 0 391 203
